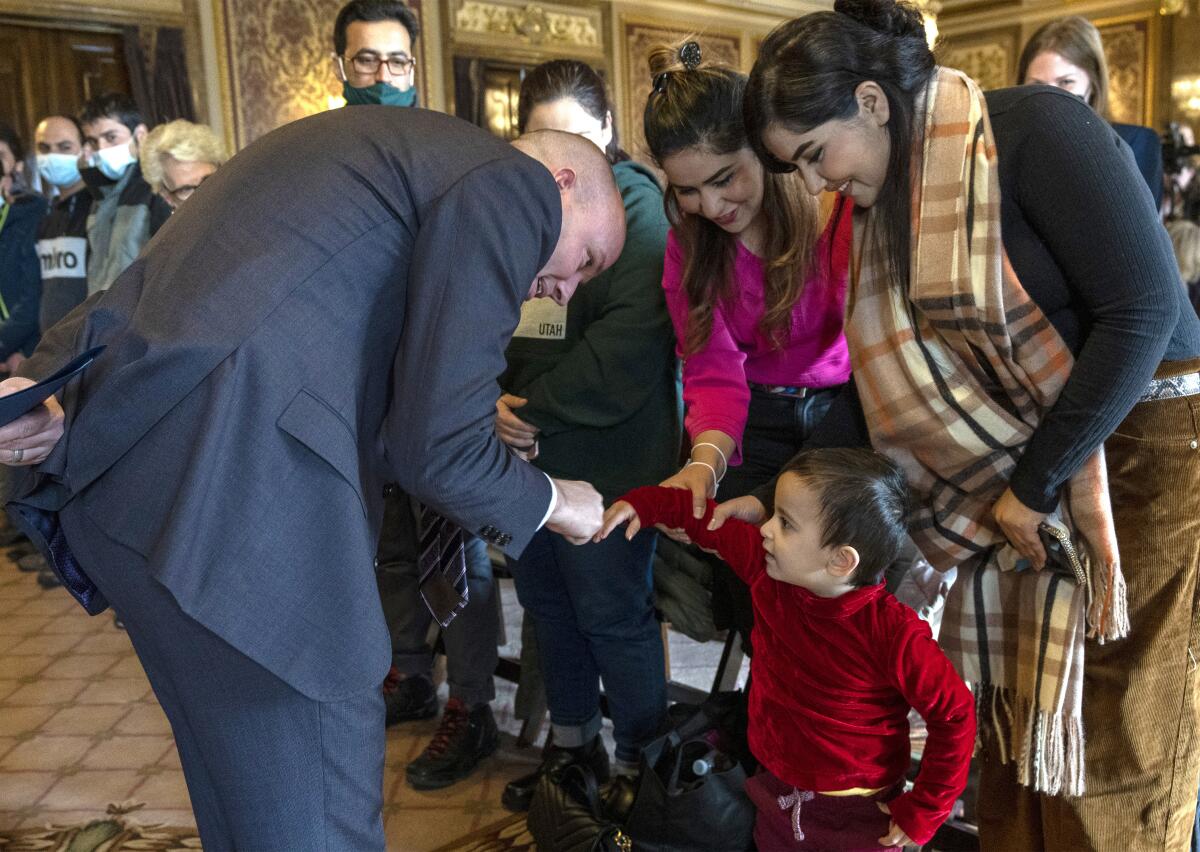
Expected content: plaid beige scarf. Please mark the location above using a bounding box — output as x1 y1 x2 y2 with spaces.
844 67 1126 797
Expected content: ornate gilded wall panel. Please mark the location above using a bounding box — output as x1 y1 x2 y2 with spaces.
221 0 427 148
936 25 1019 91
449 0 603 55
620 18 741 161
1097 14 1153 126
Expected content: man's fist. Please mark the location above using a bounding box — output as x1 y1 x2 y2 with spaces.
546 478 603 544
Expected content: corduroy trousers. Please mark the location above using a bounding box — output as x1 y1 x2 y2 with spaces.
979 358 1200 851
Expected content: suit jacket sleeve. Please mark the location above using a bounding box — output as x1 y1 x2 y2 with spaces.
384 156 558 556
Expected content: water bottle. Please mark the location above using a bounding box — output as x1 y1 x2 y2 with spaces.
691 749 732 778
691 751 715 778
677 742 714 787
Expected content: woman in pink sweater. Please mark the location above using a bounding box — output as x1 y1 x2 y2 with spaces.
643 40 853 628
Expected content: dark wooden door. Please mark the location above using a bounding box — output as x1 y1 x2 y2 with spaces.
0 24 131 151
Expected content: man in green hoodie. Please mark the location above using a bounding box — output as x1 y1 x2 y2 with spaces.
496 60 682 811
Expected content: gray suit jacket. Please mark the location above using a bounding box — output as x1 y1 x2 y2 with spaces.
7 107 560 701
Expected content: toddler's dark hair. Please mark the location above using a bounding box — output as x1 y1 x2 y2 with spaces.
780 447 910 586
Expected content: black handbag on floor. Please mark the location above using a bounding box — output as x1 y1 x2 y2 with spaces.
622 691 756 852
527 763 632 852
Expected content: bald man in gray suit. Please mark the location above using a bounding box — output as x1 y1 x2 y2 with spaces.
0 107 625 850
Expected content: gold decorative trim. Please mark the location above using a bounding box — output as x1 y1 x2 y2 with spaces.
1094 9 1159 128
209 0 237 152
0 0 183 27
449 0 602 50
936 23 1020 90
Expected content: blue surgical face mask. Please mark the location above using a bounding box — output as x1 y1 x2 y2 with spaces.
342 81 417 108
94 141 136 180
37 152 82 188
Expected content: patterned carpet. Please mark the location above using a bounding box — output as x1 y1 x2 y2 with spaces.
429 814 532 852
0 802 200 851
0 540 732 850
0 807 531 852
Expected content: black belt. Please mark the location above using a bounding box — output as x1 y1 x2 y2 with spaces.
748 381 836 399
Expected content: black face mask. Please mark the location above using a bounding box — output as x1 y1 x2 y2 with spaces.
79 165 116 190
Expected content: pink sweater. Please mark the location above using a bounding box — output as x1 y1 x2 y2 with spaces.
662 208 852 462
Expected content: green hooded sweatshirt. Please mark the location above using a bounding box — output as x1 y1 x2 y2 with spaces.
501 159 682 501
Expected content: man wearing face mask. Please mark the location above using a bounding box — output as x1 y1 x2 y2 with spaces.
0 122 47 374
34 115 93 333
78 93 171 296
333 0 420 108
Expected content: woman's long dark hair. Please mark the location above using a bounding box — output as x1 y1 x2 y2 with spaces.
517 59 630 165
745 0 935 293
644 39 820 355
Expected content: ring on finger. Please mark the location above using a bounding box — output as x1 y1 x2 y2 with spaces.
11 447 23 463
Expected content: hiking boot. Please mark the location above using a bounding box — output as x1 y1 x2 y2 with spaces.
501 733 610 812
383 669 437 726
405 698 499 790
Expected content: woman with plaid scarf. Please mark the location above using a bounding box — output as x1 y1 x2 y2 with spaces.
727 0 1200 849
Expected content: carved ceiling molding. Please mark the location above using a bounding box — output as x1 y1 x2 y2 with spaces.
938 0 1150 37
0 0 184 27
449 0 603 53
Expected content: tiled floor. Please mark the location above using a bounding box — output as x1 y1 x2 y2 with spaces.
0 554 732 850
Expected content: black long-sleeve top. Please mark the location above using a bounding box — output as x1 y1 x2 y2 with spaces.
775 86 1200 516
987 86 1200 511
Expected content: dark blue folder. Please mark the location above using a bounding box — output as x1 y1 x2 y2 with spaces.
0 346 104 427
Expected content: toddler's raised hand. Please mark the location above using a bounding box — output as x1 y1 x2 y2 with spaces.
595 501 642 542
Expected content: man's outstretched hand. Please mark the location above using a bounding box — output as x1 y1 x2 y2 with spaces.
0 378 64 467
546 478 604 544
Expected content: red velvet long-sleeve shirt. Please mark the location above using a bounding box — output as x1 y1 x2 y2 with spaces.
620 486 975 845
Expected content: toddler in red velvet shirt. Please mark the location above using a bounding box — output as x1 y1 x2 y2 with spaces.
598 448 975 850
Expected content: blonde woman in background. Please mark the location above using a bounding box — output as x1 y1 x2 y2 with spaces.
139 119 226 211
1018 15 1163 207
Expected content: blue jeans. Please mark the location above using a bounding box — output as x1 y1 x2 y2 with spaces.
508 527 666 764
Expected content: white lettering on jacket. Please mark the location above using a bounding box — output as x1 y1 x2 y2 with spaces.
37 236 88 280
513 299 567 340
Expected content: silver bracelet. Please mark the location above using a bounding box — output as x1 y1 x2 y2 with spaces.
690 441 728 481
686 460 719 494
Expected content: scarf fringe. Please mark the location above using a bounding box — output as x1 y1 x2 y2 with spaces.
977 683 1085 798
1083 552 1130 643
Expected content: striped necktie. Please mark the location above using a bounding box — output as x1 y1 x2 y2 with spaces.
418 508 469 627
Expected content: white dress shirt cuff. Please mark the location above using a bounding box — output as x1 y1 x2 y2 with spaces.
538 474 558 529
